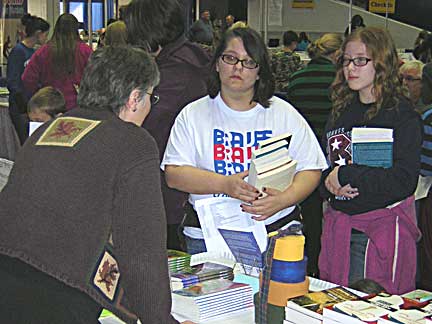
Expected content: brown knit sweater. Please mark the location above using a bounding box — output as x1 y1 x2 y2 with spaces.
0 108 178 324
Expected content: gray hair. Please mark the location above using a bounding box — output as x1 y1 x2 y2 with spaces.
399 60 425 78
78 46 159 114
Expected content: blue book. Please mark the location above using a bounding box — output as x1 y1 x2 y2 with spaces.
351 127 393 168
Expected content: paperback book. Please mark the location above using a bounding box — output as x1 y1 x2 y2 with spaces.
168 249 191 273
218 228 263 269
170 262 234 291
171 278 253 322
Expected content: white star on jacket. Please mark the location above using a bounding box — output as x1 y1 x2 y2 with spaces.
335 154 347 166
331 138 341 151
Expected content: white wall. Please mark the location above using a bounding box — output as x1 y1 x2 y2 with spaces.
28 0 59 32
248 0 421 49
18 0 424 49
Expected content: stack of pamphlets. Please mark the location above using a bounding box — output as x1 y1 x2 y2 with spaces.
171 278 253 323
248 132 296 193
168 250 191 273
170 262 234 291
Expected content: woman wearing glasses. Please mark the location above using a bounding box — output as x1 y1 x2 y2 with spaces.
162 27 327 254
319 27 422 294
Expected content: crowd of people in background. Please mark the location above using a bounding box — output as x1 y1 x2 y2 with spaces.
2 4 432 323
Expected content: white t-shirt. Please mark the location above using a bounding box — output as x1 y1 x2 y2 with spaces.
161 93 328 237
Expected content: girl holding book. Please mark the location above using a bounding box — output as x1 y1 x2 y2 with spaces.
162 27 327 254
319 27 422 294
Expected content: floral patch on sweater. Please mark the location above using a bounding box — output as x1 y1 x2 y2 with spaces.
36 117 101 147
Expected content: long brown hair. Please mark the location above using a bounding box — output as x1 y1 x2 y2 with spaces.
49 13 80 77
331 27 403 123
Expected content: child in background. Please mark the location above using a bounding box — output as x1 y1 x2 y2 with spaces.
27 86 66 122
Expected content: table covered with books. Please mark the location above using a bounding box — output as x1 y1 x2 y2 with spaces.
99 194 432 324
98 276 344 324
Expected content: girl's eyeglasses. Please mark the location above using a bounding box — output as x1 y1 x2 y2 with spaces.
341 57 372 67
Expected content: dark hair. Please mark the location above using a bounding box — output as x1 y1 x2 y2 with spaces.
78 46 160 115
351 14 365 28
422 63 432 105
28 86 66 118
107 18 117 26
208 27 275 108
349 279 386 295
332 27 403 122
49 13 80 77
283 30 299 47
21 14 50 37
299 32 309 42
122 0 185 52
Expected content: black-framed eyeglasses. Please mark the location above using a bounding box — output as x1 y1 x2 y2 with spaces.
401 75 422 82
220 54 259 69
147 92 160 105
341 57 372 67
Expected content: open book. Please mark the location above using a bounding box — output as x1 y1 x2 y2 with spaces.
248 132 296 192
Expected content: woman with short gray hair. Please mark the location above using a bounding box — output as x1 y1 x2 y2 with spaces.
0 46 183 324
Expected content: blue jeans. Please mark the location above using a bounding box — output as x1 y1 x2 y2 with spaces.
349 232 368 284
184 236 207 255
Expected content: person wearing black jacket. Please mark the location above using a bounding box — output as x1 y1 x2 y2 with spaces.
122 0 210 251
319 27 422 292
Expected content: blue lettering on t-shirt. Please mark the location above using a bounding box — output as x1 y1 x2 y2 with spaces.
212 129 272 176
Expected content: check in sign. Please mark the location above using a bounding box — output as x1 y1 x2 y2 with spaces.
369 0 395 14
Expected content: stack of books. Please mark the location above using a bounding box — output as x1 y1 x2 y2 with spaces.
170 262 234 291
168 250 191 273
284 286 360 324
171 278 253 323
322 289 432 324
248 132 297 193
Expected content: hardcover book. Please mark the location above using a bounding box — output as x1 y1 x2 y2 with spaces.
258 132 292 150
285 286 360 324
331 300 390 322
401 289 432 304
248 132 297 193
378 309 430 324
351 127 393 168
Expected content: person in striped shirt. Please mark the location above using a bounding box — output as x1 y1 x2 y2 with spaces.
286 33 343 276
287 33 343 142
